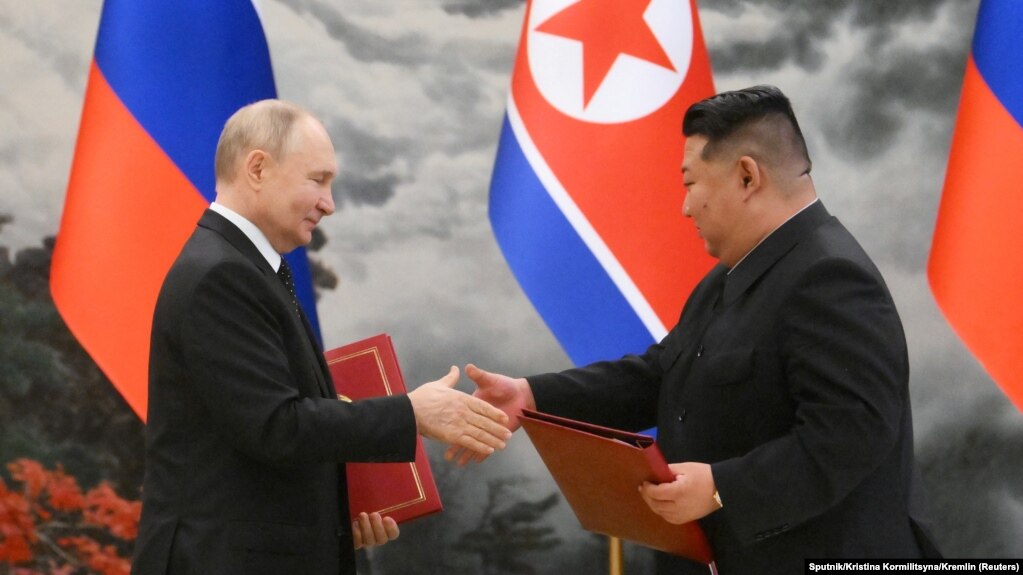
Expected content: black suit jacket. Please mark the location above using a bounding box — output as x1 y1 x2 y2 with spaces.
132 210 417 575
529 202 937 574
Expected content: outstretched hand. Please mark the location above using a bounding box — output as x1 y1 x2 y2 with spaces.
464 364 535 431
444 364 536 465
407 366 512 459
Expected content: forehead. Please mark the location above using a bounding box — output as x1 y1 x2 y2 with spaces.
682 135 710 172
286 117 337 167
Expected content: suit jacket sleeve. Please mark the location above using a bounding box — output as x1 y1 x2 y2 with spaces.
527 340 670 432
711 257 908 545
180 259 416 466
525 271 726 432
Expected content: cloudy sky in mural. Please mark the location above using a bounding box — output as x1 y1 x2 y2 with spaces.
1 0 1020 558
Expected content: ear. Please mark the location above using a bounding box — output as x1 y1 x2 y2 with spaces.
737 155 761 200
244 149 270 190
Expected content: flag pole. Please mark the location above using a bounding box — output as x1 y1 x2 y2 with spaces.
609 536 623 575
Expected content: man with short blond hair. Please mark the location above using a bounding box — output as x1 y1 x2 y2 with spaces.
132 99 510 575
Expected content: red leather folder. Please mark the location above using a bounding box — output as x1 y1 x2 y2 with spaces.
324 334 442 524
520 409 713 564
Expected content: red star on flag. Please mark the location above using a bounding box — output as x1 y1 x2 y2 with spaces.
536 0 676 107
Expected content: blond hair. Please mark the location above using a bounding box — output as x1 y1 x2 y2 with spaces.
214 99 312 184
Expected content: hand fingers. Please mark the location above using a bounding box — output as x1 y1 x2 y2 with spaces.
467 402 511 437
451 431 508 457
638 482 675 518
467 395 510 427
416 378 510 453
352 513 369 549
465 363 485 384
451 396 511 451
438 365 460 388
445 445 491 466
353 513 400 549
383 516 399 541
638 481 657 504
460 450 487 466
639 478 694 524
641 476 683 499
352 523 362 549
461 414 511 452
370 512 388 544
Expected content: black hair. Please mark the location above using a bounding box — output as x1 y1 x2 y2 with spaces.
682 85 810 168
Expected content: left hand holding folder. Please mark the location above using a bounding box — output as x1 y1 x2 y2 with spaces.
639 462 721 525
352 512 399 549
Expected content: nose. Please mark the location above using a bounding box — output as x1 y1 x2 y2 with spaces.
318 190 336 216
682 193 692 218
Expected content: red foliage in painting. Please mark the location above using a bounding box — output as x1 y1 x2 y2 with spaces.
58 537 131 575
0 479 37 563
0 459 139 575
82 485 140 541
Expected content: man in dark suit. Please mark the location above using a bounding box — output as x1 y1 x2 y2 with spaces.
131 99 511 575
464 86 938 573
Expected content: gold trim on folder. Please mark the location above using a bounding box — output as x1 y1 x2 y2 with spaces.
326 346 427 513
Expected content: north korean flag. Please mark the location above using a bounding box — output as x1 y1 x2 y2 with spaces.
489 0 716 365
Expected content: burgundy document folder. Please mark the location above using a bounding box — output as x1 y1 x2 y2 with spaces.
520 409 713 564
324 334 442 524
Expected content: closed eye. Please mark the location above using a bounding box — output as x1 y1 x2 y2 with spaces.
309 171 334 184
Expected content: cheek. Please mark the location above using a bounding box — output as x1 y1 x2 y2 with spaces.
692 191 711 214
290 187 317 213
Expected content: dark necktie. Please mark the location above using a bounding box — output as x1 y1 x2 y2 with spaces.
277 258 301 315
277 258 331 398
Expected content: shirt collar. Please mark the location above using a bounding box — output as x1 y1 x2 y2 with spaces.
209 202 282 272
728 197 819 275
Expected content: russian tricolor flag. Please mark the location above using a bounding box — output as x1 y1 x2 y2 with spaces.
50 0 322 419
928 0 1023 412
489 0 715 366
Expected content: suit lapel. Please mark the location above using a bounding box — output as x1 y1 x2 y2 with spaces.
198 209 333 399
297 306 337 398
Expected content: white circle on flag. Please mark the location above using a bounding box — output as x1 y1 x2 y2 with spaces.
527 0 693 124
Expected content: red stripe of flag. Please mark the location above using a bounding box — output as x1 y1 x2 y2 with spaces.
928 56 1023 412
50 62 207 418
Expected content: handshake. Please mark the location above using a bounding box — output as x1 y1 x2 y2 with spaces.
406 364 534 463
355 364 532 549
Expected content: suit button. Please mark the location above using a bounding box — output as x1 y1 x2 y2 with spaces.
696 345 704 357
677 409 687 423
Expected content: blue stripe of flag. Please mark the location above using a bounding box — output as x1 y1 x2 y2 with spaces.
94 0 276 200
972 0 1023 129
489 116 655 366
93 0 322 338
